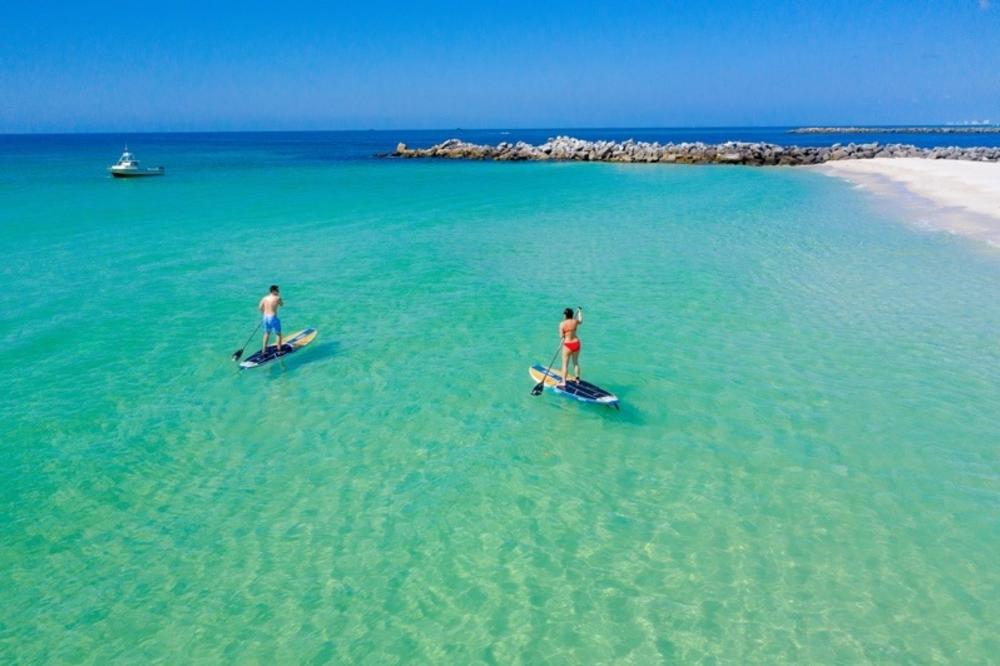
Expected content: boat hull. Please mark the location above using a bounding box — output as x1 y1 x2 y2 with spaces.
110 167 164 178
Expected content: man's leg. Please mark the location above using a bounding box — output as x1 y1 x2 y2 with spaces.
262 331 270 354
276 331 284 355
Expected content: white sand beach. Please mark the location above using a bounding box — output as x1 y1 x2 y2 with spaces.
819 158 1000 248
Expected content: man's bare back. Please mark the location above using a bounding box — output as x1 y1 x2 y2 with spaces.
259 293 282 317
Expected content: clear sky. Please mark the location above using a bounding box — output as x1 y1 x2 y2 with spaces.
1 1 997 132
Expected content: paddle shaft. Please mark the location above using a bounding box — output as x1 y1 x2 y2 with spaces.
232 320 263 361
532 338 564 396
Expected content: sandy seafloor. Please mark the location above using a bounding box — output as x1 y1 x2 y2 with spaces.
1 133 999 663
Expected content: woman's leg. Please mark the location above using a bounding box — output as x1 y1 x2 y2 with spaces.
572 350 581 381
558 346 570 387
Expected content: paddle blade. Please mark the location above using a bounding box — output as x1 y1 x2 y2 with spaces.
530 381 545 396
231 350 243 361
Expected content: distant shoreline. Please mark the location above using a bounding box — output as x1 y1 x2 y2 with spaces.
389 137 1000 166
791 126 1000 134
389 137 1000 250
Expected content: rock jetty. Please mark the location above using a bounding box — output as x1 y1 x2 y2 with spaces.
390 137 1000 166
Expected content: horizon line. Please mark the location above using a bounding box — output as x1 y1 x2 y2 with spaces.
1 123 993 137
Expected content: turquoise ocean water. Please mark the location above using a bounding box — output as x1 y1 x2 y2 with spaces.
2 133 999 663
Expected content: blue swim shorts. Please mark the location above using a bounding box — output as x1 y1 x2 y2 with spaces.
263 315 281 335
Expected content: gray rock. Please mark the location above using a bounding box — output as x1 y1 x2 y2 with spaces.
384 136 1000 166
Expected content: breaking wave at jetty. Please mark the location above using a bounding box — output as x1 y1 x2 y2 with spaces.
791 126 1000 135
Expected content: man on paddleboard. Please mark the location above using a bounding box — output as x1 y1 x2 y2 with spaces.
558 306 583 387
259 285 284 355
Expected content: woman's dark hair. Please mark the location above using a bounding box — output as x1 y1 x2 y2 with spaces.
564 308 574 319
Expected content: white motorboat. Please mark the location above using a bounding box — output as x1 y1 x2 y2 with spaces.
109 146 164 178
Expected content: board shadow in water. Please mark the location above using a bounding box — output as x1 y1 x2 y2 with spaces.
538 383 648 424
608 385 648 425
589 383 650 425
236 340 339 375
282 340 339 369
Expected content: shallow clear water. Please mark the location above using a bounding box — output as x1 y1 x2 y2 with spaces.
2 134 999 662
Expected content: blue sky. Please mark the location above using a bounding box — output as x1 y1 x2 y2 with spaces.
1 1 997 132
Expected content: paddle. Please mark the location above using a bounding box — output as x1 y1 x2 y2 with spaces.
531 338 564 396
231 321 262 362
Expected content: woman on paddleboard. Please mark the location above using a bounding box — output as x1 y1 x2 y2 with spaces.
558 307 583 387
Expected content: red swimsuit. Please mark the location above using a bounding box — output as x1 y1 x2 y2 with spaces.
564 339 581 353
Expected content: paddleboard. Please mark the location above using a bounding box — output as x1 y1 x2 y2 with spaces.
239 328 318 369
529 364 620 409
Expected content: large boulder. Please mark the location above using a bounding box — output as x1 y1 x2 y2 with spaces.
381 136 1000 166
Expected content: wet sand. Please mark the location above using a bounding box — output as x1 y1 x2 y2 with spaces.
819 158 1000 248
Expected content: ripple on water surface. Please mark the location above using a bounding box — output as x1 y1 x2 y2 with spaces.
1 152 1000 662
